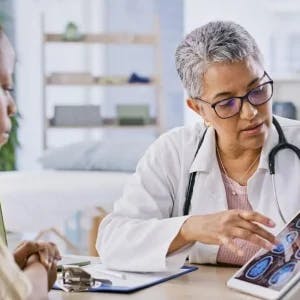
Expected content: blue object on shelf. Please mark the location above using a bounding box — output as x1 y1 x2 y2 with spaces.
273 102 297 120
128 72 151 84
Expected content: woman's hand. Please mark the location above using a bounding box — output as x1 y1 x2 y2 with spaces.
182 209 279 255
13 240 61 271
26 254 57 291
180 210 279 256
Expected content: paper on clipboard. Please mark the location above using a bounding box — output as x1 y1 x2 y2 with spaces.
55 263 198 293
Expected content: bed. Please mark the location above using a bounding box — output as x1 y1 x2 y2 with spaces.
0 170 132 233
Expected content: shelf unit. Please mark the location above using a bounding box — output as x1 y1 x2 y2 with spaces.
41 20 164 149
47 117 157 129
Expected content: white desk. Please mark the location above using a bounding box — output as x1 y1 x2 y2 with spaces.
49 264 300 300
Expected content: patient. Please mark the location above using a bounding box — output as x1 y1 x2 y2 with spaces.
0 27 61 299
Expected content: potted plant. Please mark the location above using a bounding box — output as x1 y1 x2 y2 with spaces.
0 114 19 170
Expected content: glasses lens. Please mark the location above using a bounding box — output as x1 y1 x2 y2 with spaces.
214 98 241 118
248 82 273 105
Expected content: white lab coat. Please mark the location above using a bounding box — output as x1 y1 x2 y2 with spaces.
97 116 300 272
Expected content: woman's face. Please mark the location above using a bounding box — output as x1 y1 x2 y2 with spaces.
188 57 272 153
0 32 16 146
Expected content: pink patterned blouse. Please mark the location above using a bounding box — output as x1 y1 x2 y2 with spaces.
216 171 260 266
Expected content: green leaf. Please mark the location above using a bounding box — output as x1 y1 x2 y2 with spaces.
0 114 20 171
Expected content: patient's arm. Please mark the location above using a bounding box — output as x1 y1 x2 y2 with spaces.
23 255 48 300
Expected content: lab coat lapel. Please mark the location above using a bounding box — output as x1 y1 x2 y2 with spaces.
258 120 278 171
247 121 285 229
187 121 281 216
247 121 277 208
188 127 228 214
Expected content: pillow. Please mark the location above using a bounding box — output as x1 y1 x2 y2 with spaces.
39 134 155 172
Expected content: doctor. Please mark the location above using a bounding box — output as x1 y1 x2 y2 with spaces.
97 21 300 272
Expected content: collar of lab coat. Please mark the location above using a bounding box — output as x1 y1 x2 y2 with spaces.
259 122 279 171
189 121 279 174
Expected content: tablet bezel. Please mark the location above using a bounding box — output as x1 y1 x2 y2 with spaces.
227 265 300 300
227 210 300 300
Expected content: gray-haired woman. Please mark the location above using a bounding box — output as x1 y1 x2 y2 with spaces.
97 21 300 272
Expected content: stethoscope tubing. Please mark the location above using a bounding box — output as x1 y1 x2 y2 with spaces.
271 174 286 224
184 116 300 224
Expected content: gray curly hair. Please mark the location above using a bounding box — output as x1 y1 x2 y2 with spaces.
175 21 263 98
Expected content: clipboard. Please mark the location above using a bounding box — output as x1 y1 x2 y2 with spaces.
54 264 198 293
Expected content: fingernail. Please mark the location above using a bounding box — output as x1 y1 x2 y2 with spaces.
268 219 276 227
47 261 52 270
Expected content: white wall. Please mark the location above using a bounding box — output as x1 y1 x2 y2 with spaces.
15 0 106 169
183 0 300 124
14 0 183 170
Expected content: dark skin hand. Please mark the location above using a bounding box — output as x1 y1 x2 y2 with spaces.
13 240 61 290
13 240 61 270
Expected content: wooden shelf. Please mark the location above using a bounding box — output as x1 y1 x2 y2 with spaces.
41 17 163 149
47 118 157 129
48 125 157 129
45 33 158 44
46 74 157 86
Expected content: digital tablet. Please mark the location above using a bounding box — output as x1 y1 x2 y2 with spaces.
227 210 300 300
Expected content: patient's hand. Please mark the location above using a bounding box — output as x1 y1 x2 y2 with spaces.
13 240 61 271
26 253 58 290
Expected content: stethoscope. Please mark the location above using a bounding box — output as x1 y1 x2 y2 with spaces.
183 116 300 224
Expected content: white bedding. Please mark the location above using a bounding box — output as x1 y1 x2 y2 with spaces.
0 170 132 232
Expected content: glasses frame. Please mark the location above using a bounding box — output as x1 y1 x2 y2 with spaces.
193 71 274 119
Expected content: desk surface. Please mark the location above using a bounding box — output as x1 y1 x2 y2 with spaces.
50 265 284 300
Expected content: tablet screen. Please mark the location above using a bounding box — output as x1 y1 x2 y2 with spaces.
234 212 300 292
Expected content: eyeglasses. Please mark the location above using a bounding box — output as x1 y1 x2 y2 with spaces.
193 71 273 119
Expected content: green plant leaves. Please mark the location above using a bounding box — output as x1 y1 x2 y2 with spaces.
0 115 19 171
